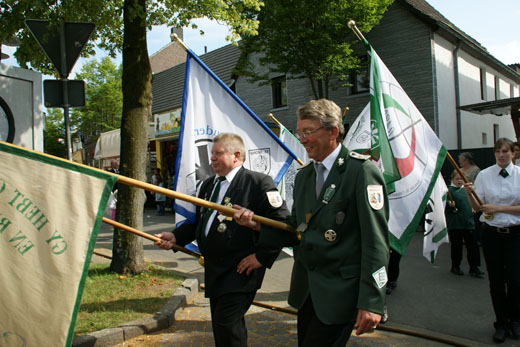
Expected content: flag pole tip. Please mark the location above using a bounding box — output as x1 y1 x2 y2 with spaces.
348 20 356 28
171 32 188 51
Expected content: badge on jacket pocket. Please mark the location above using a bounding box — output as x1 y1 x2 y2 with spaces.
266 191 283 208
367 185 384 210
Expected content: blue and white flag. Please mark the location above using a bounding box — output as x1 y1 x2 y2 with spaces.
174 50 296 225
278 124 309 211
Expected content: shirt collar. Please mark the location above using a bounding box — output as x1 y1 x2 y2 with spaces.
316 144 341 172
219 165 241 184
497 162 514 176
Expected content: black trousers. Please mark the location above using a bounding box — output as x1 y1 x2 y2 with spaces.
388 249 401 282
209 291 256 347
448 229 481 268
297 295 355 347
481 224 520 324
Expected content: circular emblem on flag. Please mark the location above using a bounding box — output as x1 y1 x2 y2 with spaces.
248 148 271 174
383 81 439 200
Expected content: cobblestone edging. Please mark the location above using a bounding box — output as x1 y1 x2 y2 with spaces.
72 278 198 347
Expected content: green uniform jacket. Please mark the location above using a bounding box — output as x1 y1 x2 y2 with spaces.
445 186 475 230
261 145 390 324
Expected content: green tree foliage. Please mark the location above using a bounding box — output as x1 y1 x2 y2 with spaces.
236 0 393 99
43 108 67 158
0 0 262 274
71 57 122 139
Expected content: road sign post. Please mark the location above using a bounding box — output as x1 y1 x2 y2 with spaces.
25 19 95 160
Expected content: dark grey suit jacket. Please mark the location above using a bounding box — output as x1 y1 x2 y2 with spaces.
174 167 289 298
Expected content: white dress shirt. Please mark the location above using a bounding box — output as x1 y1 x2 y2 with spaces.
313 144 341 184
204 165 241 236
474 162 520 227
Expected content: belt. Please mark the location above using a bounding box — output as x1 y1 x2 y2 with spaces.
484 224 520 234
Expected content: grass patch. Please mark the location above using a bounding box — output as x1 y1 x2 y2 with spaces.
74 263 184 336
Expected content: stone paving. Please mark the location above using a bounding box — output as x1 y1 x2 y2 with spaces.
113 291 457 347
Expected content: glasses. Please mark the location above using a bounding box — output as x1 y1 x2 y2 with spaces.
296 127 324 140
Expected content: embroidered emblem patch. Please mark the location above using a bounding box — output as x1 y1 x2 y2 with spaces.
266 191 283 208
367 185 384 210
372 266 388 289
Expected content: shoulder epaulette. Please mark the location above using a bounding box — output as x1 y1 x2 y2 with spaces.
349 152 371 160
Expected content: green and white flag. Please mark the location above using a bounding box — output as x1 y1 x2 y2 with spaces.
345 40 447 255
0 142 116 347
423 176 449 263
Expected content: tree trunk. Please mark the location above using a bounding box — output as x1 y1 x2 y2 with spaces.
317 79 324 99
110 0 151 274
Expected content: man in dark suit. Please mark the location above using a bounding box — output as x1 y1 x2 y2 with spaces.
155 133 289 347
235 99 389 346
107 159 119 192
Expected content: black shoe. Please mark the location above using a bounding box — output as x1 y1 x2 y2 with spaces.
469 267 485 278
380 306 388 324
451 267 464 276
493 323 509 343
510 320 520 340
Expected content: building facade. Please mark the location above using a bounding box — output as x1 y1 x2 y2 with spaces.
151 0 520 161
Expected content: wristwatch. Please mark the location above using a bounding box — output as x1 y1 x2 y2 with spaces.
0 97 15 143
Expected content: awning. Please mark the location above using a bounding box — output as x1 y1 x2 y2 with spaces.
94 129 120 160
458 96 520 116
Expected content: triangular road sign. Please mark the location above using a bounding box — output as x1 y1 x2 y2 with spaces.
25 19 95 78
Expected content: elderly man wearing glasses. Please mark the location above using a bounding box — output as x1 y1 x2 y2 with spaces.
234 98 390 346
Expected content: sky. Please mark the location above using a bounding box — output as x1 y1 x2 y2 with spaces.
1 1 519 75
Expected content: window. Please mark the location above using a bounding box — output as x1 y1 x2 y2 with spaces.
479 68 486 100
494 76 500 100
348 58 369 95
482 132 487 145
493 124 499 143
271 76 287 109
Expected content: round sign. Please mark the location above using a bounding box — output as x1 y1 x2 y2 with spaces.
0 97 15 143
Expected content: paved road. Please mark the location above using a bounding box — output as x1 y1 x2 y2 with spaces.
93 209 520 346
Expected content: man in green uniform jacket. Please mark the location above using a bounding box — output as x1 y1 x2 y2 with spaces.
234 99 390 346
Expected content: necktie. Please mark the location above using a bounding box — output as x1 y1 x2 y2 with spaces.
201 176 226 233
499 168 509 178
315 163 325 198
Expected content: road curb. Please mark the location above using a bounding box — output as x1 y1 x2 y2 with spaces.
72 277 198 347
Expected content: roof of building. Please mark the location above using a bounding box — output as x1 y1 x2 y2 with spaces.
151 0 520 115
458 96 520 116
151 43 241 114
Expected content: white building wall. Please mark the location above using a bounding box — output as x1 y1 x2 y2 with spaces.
0 64 43 151
449 48 516 148
433 35 457 150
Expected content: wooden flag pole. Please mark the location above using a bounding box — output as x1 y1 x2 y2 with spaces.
444 152 484 205
347 20 366 41
0 141 295 233
444 151 492 220
115 174 295 232
268 113 305 166
170 32 189 51
102 217 202 260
